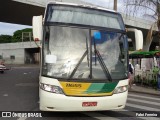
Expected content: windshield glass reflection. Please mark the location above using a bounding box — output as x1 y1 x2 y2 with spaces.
42 26 128 80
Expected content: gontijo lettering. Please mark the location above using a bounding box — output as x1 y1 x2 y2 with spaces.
66 83 82 88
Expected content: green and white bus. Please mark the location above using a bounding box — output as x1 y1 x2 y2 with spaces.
33 1 129 111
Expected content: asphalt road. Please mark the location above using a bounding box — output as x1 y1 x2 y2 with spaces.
0 66 39 111
0 66 160 120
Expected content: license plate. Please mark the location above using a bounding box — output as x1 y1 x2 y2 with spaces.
82 102 97 107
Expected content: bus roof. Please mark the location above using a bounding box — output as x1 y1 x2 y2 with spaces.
46 1 117 14
43 1 125 30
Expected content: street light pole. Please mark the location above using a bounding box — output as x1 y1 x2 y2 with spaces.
114 0 117 11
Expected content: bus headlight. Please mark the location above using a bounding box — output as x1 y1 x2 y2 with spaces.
40 83 64 94
113 85 128 94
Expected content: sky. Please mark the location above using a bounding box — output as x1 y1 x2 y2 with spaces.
83 0 155 19
82 0 125 12
0 22 32 36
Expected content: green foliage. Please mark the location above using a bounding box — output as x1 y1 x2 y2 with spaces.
0 35 12 43
12 28 33 42
134 75 158 89
0 28 33 43
129 47 134 51
150 80 157 89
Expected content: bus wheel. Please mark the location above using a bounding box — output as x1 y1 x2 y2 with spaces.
1 71 4 74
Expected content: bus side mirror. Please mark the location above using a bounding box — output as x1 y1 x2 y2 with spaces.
32 15 43 41
127 28 143 50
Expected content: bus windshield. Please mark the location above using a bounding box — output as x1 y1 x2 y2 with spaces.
42 26 128 81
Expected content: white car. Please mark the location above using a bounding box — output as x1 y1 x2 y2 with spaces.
0 64 7 73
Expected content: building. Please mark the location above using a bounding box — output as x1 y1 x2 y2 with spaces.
0 41 40 64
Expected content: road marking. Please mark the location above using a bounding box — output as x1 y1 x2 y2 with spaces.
126 103 160 111
139 117 160 120
127 98 160 106
82 112 120 120
3 94 8 97
17 117 27 120
128 94 160 101
113 109 160 120
15 83 38 87
12 67 39 69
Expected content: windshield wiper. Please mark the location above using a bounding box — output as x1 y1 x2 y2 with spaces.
86 38 89 67
69 50 87 78
69 38 90 78
45 27 51 54
69 37 113 81
94 39 112 82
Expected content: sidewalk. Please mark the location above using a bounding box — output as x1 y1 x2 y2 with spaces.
129 84 160 96
6 64 40 68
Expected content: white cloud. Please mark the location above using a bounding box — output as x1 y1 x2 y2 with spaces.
0 22 32 35
82 0 113 9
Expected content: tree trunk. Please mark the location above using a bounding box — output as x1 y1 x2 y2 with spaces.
114 0 117 11
143 22 157 51
157 17 160 50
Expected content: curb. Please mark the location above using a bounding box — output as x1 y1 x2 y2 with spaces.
6 64 40 68
129 89 160 96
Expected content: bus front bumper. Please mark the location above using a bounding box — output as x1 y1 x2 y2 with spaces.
39 89 128 111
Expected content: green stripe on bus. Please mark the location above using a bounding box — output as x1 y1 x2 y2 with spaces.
83 82 118 94
100 82 118 93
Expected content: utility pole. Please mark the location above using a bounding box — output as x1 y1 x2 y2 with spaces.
114 0 117 11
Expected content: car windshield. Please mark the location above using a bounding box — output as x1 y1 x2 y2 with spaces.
42 25 128 81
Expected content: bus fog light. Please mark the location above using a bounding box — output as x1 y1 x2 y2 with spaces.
40 83 64 94
113 85 128 94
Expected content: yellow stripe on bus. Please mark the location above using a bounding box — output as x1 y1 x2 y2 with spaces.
60 81 113 96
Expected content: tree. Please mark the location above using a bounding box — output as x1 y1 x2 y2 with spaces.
124 0 160 51
12 28 33 42
0 35 12 43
